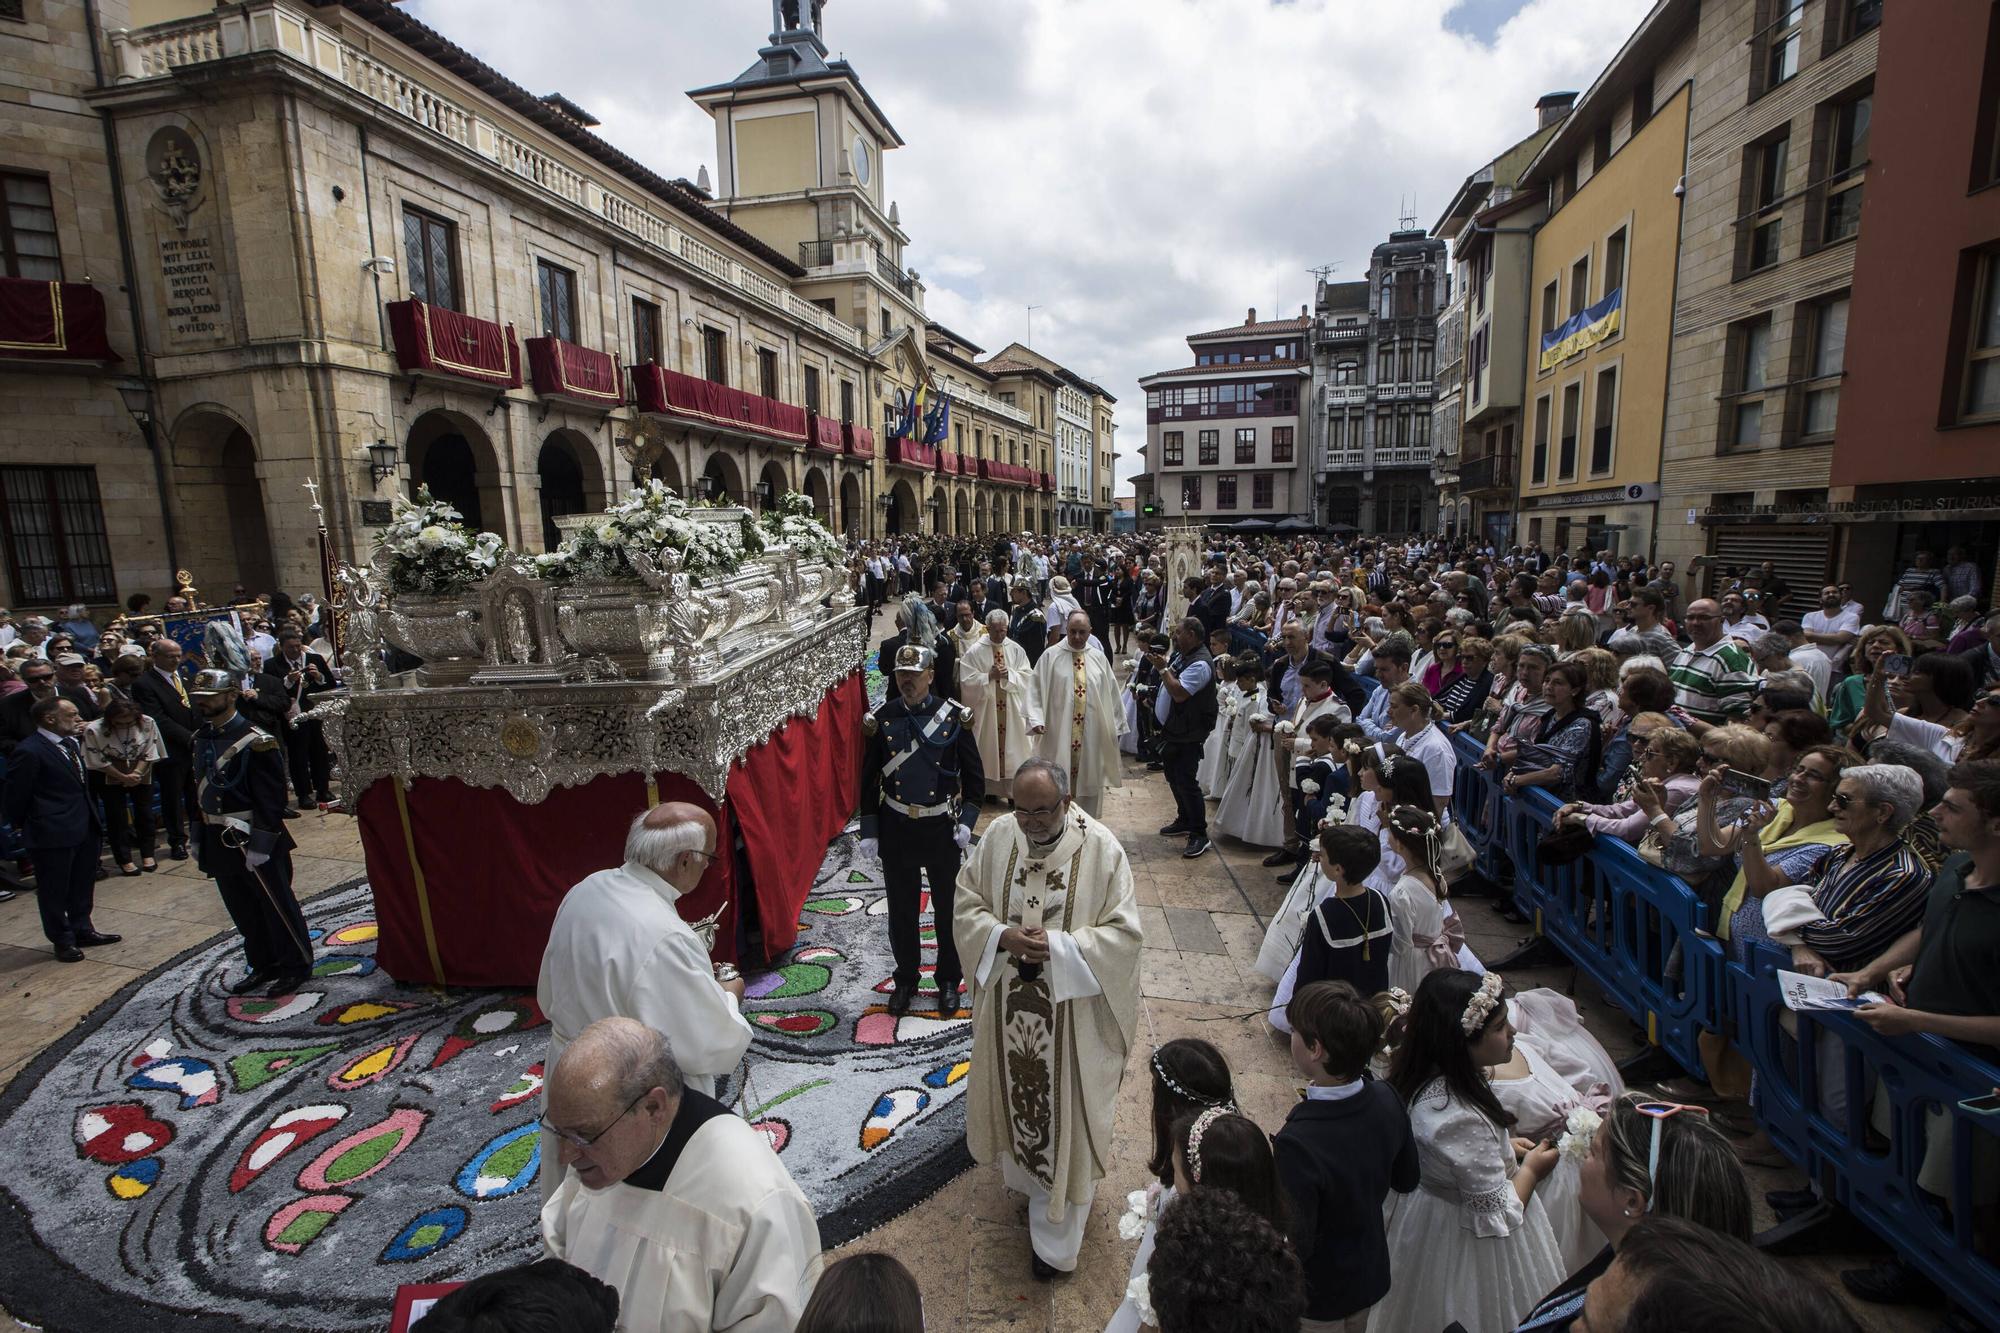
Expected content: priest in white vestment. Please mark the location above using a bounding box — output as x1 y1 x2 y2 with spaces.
954 758 1143 1278
959 610 1044 802
1032 611 1126 819
542 1018 821 1332
536 803 752 1202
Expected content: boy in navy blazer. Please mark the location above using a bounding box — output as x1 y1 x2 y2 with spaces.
1273 980 1417 1330
2 696 119 961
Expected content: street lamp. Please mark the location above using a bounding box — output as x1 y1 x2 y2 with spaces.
366 437 399 487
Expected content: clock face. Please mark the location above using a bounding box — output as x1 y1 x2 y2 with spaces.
851 134 872 187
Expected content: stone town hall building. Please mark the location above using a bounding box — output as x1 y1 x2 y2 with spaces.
0 0 1114 609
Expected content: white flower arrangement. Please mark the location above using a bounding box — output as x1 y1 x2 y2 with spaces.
1118 1189 1150 1241
1557 1105 1602 1162
374 487 506 595
544 480 760 586
1274 720 1296 736
1124 1273 1156 1326
758 491 842 568
1248 712 1272 727
1300 779 1322 796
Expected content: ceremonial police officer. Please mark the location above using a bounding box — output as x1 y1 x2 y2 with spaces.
188 668 314 996
858 643 984 1017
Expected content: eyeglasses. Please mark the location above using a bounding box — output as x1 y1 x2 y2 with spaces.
1976 695 2000 711
1829 791 1865 811
1789 762 1830 784
1631 1101 1710 1209
539 1088 649 1153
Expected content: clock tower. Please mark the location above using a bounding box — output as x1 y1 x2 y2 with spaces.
687 1 923 343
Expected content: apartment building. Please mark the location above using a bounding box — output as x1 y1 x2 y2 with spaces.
1137 308 1311 530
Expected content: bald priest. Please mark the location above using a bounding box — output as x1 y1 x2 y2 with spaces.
541 1017 822 1332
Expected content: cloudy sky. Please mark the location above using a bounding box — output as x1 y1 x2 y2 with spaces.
406 0 1652 497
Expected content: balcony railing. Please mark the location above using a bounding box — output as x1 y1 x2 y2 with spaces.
525 335 621 408
108 1 868 352
1317 321 1367 343
876 253 915 297
885 436 938 470
0 277 119 363
632 364 807 444
1325 384 1366 405
799 240 835 268
1457 453 1519 492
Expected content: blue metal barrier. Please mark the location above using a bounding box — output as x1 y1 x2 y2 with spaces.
1455 745 2000 1318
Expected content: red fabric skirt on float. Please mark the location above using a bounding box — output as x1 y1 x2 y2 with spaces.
354 672 865 987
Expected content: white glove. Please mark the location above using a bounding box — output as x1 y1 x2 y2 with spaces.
954 823 972 850
857 837 880 862
244 850 270 870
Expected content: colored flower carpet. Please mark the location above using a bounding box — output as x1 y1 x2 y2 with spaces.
0 835 970 1332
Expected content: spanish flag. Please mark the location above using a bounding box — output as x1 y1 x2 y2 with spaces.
1539 287 1623 371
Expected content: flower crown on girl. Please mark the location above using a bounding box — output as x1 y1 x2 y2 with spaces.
1150 1050 1234 1108
1185 1105 1232 1183
1459 972 1505 1035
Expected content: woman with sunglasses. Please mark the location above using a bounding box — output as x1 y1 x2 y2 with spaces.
1375 970 1564 1333
1437 636 1495 726
1510 1094 1752 1332
1421 629 1466 698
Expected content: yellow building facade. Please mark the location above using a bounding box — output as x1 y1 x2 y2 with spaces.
1514 80 1692 558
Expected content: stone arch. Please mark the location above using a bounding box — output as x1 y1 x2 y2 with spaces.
987 491 1002 534
756 459 790 513
886 478 919 535
802 466 831 524
930 485 948 534
643 445 684 493
168 405 276 598
1006 492 1021 535
699 449 744 505
953 488 971 536
535 428 606 553
839 472 863 536
408 409 503 534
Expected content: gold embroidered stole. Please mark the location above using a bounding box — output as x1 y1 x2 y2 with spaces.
997 834 1085 1188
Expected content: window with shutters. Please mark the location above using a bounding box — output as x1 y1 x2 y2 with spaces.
1557 381 1581 480
0 467 114 605
841 380 855 423
535 259 577 343
401 206 457 310
631 297 662 366
1590 365 1618 475
757 347 778 400
1 172 59 280
1531 395 1551 485
803 365 821 413
702 326 727 385
1800 293 1848 439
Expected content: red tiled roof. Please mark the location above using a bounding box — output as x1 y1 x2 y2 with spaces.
1187 316 1311 340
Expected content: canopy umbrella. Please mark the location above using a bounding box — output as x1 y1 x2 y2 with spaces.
1272 516 1317 531
1325 522 1360 534
1215 518 1274 531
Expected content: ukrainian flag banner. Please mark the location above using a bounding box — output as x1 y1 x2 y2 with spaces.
1539 287 1623 372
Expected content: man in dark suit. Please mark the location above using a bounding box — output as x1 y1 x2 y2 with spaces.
1191 566 1233 639
130 637 198 859
2 696 118 961
270 628 337 807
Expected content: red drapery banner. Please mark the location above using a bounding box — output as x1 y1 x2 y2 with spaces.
386 299 522 389
355 672 864 988
631 364 809 443
845 424 875 458
526 335 623 406
0 277 118 362
807 412 844 452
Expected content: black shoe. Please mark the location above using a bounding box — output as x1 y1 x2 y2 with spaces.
1182 835 1211 859
0 887 14 902
263 970 312 998
1766 1187 1818 1214
934 981 961 1017
95 864 108 880
281 807 302 820
314 792 335 806
1841 1258 1939 1306
75 930 122 946
168 845 189 861
54 944 84 963
1030 1252 1060 1282
1261 849 1296 867
1159 822 1190 837
1145 760 1165 771
1276 862 1305 881
886 982 916 1018
227 967 278 995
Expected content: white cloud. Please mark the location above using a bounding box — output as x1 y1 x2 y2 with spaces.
406 0 1652 497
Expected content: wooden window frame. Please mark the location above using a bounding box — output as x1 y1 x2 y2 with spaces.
0 466 115 606
1721 314 1775 452
1181 475 1202 511
1799 292 1848 441
1818 87 1873 249
1198 430 1219 466
0 170 61 280
756 346 779 401
1557 380 1583 481
630 296 662 367
1233 426 1256 465
1163 431 1184 466
1589 361 1620 477
1271 425 1294 463
535 257 578 343
1216 474 1238 510
1252 473 1274 510
803 364 821 414
400 204 458 311
701 325 728 386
